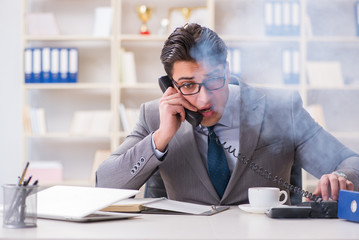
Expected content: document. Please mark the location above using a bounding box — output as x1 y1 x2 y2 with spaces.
101 197 229 216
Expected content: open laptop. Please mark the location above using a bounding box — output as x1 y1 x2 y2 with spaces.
36 185 140 222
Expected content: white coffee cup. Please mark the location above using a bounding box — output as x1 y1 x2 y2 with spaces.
248 187 288 209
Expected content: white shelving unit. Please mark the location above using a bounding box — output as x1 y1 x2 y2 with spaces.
21 0 359 192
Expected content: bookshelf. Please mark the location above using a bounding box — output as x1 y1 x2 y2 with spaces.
21 0 359 192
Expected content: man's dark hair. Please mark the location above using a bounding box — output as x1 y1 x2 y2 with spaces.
160 23 228 77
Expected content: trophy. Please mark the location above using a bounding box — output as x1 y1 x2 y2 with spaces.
181 8 192 22
136 5 152 35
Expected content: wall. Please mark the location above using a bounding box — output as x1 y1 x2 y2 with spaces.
0 0 22 203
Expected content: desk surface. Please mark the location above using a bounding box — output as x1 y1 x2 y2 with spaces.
1 207 359 240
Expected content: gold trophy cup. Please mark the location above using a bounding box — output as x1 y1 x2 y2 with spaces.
181 8 192 22
136 5 152 35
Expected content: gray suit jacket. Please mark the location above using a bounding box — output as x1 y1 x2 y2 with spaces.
96 83 359 205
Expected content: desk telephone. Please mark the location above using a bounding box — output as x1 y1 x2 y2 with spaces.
158 75 338 218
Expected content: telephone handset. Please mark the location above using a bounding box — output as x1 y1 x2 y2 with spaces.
158 75 337 218
159 75 203 127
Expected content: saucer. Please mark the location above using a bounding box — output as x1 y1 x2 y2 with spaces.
238 204 269 214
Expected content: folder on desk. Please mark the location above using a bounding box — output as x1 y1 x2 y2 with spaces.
37 185 140 222
338 190 359 223
101 197 229 216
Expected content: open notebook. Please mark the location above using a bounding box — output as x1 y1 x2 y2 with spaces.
37 185 140 222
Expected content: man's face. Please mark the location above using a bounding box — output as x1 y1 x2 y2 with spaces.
171 61 230 127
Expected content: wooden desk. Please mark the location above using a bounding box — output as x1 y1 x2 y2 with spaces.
1 207 358 239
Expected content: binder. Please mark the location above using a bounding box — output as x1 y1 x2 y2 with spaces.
282 2 291 34
273 2 282 35
264 2 274 35
291 2 300 36
24 48 33 83
228 48 241 77
60 48 69 82
68 48 78 83
50 48 60 83
356 2 359 36
33 48 42 83
338 190 359 223
41 47 51 83
282 48 300 84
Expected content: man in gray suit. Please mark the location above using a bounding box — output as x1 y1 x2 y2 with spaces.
96 23 359 205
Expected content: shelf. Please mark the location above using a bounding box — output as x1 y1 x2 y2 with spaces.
307 36 359 43
119 82 159 89
306 85 359 90
25 35 112 41
39 179 94 188
221 35 301 42
24 83 112 90
26 132 112 139
120 34 167 42
248 83 301 90
331 132 359 139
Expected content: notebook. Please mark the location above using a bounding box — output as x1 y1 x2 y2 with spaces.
36 185 140 222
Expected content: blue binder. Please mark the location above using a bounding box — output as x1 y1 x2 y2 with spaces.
338 190 359 223
41 47 51 83
356 2 359 36
50 48 60 83
24 48 33 83
32 48 42 83
68 48 78 83
60 48 69 83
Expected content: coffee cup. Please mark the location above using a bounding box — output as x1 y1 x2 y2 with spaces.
248 187 288 209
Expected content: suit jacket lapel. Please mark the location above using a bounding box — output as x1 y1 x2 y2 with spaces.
222 84 266 201
172 122 220 201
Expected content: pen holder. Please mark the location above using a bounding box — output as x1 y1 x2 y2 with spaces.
2 184 39 228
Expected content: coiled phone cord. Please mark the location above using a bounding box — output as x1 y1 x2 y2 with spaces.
206 128 329 215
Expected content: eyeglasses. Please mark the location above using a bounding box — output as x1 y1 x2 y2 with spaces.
172 74 226 96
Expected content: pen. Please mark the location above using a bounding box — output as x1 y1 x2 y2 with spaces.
24 175 32 186
32 179 38 186
18 162 30 186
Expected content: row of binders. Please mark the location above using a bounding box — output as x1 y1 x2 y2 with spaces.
24 47 78 83
227 47 300 84
264 0 300 36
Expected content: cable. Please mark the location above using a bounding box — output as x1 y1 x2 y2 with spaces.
206 128 331 215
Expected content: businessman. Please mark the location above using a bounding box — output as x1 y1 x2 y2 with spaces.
96 23 359 205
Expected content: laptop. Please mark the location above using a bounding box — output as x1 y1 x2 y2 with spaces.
36 185 140 222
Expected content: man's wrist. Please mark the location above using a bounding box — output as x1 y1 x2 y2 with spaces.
151 133 168 160
333 171 349 180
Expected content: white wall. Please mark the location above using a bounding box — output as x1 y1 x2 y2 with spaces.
0 0 22 203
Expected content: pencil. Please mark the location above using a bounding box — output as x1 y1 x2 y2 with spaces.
18 162 30 186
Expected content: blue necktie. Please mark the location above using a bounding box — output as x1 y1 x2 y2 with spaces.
207 126 231 198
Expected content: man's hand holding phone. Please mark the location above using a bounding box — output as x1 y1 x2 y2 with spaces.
153 86 198 152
